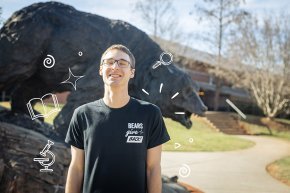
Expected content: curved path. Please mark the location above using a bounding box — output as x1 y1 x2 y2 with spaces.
161 135 290 193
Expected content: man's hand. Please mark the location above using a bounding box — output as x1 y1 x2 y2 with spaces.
147 145 162 193
65 146 84 193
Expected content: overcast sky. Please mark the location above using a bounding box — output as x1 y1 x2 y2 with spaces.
1 0 289 53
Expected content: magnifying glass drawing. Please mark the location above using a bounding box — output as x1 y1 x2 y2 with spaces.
152 52 173 69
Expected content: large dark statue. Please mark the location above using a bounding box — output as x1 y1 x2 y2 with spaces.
0 2 206 193
0 2 207 139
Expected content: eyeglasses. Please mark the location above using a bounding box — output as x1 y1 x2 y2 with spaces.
102 58 131 68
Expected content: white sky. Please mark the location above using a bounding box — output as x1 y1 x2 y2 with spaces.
1 0 289 53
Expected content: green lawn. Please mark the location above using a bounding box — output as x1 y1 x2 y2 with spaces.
163 116 255 152
1 101 255 152
276 118 290 125
240 115 290 142
267 156 290 186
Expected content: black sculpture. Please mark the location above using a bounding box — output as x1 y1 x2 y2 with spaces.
0 2 207 139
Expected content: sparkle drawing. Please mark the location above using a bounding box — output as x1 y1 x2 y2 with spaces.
61 67 85 90
175 112 185 115
142 84 184 114
26 93 60 120
171 92 179 99
142 89 149 95
159 83 163 93
152 52 173 69
179 164 191 178
226 98 247 119
142 84 180 99
33 140 55 172
43 54 55 68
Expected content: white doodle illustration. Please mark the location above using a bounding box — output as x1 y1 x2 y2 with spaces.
159 83 163 93
27 93 60 120
174 112 185 115
61 67 85 90
43 54 55 68
174 142 181 149
171 92 179 99
226 98 247 119
142 89 150 95
189 138 194 143
179 164 191 178
33 140 55 172
152 52 173 69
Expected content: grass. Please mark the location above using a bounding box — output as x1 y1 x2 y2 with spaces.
267 156 290 186
276 118 290 125
240 114 290 142
163 116 255 152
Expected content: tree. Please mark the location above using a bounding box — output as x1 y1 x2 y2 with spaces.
0 7 3 24
193 0 248 110
134 0 181 41
228 13 290 120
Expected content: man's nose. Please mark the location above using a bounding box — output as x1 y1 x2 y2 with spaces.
111 61 120 69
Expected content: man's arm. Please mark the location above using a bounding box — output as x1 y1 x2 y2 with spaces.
65 146 85 193
147 145 162 193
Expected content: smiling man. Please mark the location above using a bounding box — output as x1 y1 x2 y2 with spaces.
65 44 170 193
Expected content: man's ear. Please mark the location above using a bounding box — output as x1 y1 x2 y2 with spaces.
99 65 103 76
130 69 135 78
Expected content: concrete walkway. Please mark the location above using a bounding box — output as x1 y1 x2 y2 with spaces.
161 135 290 193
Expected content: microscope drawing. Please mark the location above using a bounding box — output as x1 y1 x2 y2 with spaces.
33 140 55 172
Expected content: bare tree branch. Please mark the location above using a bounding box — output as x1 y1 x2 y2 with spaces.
193 0 247 110
228 13 290 118
134 0 182 41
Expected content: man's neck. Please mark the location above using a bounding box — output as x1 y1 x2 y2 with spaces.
103 86 130 108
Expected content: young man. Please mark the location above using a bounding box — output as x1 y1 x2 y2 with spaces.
65 44 170 193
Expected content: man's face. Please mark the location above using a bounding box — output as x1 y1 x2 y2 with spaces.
99 49 135 87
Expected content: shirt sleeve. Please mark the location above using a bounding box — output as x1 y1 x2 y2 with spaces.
65 107 84 149
147 106 171 149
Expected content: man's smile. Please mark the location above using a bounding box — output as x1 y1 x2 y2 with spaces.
108 73 122 78
109 73 122 77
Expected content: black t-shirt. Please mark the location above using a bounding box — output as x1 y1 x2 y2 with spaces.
65 97 170 193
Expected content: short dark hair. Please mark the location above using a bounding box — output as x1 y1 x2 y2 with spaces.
100 44 135 69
